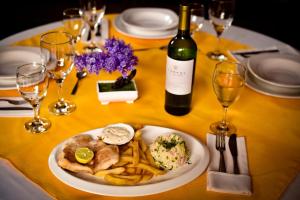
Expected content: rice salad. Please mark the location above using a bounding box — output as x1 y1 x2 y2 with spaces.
150 133 190 170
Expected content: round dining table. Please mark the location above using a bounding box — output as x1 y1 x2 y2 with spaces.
0 14 299 200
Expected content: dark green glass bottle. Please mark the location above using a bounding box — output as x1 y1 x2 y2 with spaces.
165 4 197 116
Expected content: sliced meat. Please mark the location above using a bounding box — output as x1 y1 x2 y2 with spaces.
57 151 93 174
93 145 119 173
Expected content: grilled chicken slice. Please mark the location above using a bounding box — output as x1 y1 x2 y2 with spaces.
93 145 119 173
57 134 119 174
57 151 93 174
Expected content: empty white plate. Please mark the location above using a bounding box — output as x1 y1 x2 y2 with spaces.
120 8 178 31
248 53 300 88
0 46 42 90
0 46 42 79
246 53 300 98
113 15 177 39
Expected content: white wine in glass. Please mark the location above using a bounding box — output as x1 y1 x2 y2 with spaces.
63 8 84 43
16 63 51 134
40 31 76 115
210 61 246 134
190 2 205 37
207 0 235 61
80 0 106 52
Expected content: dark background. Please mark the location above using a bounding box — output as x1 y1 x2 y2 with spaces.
1 0 299 50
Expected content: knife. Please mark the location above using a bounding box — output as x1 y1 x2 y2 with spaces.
229 134 240 174
0 107 32 110
232 49 279 57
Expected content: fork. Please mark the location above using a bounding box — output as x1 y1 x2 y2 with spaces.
0 98 27 105
216 132 226 172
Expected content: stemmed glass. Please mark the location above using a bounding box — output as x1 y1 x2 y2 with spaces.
80 0 106 51
190 2 205 37
210 61 246 134
207 0 235 61
63 8 84 43
16 63 51 133
40 31 76 115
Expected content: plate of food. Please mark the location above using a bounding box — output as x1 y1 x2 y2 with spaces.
48 123 209 197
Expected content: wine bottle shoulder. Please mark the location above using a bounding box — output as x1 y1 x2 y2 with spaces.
168 35 197 60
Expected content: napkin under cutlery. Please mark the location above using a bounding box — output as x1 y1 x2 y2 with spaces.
0 97 33 117
206 133 252 195
0 157 53 200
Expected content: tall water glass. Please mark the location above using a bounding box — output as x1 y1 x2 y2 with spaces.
40 31 76 115
16 63 51 133
80 0 106 51
207 0 235 61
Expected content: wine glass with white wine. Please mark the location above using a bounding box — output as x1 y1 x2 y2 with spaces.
40 31 76 115
63 8 84 43
210 61 246 134
207 0 235 61
190 2 205 37
16 63 51 134
80 0 106 52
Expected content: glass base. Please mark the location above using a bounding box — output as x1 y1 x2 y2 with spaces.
210 121 236 134
49 100 76 115
25 118 51 134
207 51 228 61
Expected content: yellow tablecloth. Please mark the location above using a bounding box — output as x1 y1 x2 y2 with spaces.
0 14 300 200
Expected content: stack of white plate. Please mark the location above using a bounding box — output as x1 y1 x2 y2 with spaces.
113 8 178 39
0 46 42 90
246 53 300 98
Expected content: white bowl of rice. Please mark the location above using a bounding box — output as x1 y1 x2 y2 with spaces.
150 133 189 170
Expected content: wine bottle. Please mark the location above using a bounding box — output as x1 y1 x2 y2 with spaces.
164 4 197 116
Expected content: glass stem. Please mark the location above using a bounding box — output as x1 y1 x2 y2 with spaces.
221 106 228 127
57 79 64 102
90 25 97 47
216 35 222 52
32 102 40 120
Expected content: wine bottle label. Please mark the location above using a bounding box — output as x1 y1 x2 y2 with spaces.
165 56 194 95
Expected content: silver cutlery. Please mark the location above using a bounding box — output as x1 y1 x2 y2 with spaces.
229 133 240 174
0 107 32 110
134 45 168 52
71 71 88 95
216 132 226 172
0 98 27 105
233 49 279 57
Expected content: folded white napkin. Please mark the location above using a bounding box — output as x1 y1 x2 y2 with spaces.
81 18 109 42
206 133 252 195
0 97 33 117
0 157 53 200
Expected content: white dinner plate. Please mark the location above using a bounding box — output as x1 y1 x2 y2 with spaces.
0 46 45 90
0 46 42 78
113 15 177 39
120 8 178 31
48 124 209 197
246 71 300 99
248 53 300 88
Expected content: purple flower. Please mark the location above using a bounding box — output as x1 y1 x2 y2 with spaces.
74 38 138 77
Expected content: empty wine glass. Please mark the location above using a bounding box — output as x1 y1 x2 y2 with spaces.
40 31 76 115
207 0 235 61
210 61 246 134
190 2 205 37
63 8 84 43
80 0 106 52
16 63 51 134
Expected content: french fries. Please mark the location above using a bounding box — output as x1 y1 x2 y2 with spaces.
94 125 165 186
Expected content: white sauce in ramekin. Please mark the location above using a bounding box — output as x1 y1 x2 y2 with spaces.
101 123 134 145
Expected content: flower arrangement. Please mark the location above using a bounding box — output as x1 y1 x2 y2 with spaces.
74 38 138 78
